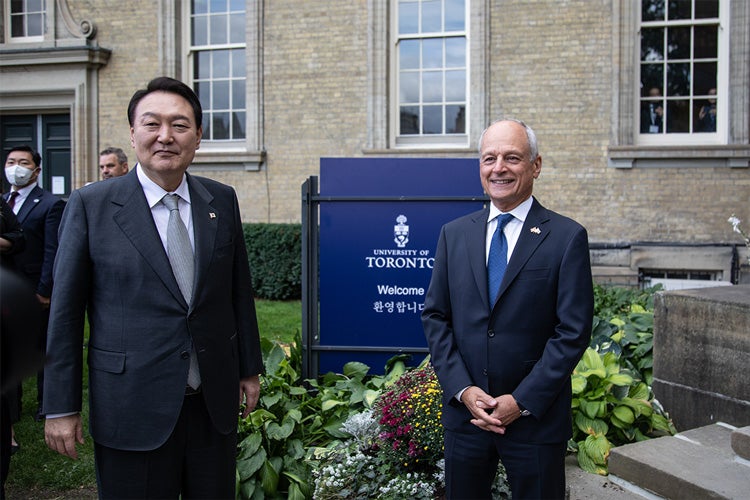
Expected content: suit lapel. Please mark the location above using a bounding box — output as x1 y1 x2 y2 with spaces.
495 198 550 303
111 171 187 306
467 208 492 307
186 174 217 308
14 186 44 224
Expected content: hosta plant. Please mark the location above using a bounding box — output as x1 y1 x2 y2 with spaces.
570 347 676 475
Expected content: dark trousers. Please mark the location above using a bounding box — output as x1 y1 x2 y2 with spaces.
94 392 237 499
444 429 566 500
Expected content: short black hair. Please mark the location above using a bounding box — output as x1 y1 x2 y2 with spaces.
7 145 41 168
127 76 203 129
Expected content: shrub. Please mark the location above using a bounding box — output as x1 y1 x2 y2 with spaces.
236 339 399 499
570 347 676 475
243 223 301 300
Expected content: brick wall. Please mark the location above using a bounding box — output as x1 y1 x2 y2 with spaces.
65 0 749 252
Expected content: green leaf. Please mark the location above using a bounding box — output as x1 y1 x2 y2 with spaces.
574 412 608 436
629 382 650 400
571 374 587 394
580 400 605 419
237 446 266 480
321 399 344 411
261 391 282 408
576 348 607 379
607 373 634 386
287 481 306 500
286 438 305 460
343 361 370 381
239 478 257 499
363 389 381 407
266 417 295 440
264 343 287 377
249 408 276 427
576 444 607 475
612 405 635 424
582 434 611 465
288 386 308 396
237 431 263 458
260 459 279 495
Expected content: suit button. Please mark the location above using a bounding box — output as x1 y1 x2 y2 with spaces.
180 351 190 359
482 369 488 376
488 330 495 338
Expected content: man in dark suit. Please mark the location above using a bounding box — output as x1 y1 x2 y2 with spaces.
3 145 65 421
422 119 593 499
43 77 264 499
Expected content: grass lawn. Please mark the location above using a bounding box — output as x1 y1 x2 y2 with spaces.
4 299 301 496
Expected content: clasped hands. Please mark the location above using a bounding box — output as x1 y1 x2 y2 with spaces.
461 386 522 434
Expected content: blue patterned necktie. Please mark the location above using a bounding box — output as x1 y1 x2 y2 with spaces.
162 194 200 389
487 213 514 307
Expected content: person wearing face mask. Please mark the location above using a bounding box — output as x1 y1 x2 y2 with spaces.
3 145 65 424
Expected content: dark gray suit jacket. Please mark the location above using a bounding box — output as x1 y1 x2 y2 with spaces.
43 169 263 451
422 197 593 444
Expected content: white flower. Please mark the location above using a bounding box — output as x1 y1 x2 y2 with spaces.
728 215 742 234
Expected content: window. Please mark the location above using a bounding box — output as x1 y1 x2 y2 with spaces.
608 0 749 168
638 0 724 143
188 0 246 141
7 0 46 41
394 0 468 147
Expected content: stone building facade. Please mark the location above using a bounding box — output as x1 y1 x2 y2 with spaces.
1 0 748 286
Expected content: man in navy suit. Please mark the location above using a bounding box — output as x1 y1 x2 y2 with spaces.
422 119 593 499
43 77 263 498
3 145 65 421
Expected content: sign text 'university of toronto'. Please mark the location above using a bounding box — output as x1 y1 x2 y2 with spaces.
368 215 432 315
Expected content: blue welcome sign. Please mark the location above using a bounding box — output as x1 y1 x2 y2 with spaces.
316 157 486 374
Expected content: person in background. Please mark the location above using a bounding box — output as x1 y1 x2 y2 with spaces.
2 145 65 424
697 88 717 132
640 86 664 133
99 147 129 180
422 119 593 499
43 76 264 499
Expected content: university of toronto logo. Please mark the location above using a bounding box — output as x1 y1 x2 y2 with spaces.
393 214 409 248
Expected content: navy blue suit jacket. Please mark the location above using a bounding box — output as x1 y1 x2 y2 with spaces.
43 170 263 451
3 185 65 296
422 197 593 444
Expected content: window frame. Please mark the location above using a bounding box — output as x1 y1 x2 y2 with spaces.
4 0 47 43
179 0 264 171
391 0 470 148
609 0 750 169
636 1 727 146
365 0 488 153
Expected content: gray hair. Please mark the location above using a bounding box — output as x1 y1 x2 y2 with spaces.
99 147 128 165
478 118 539 160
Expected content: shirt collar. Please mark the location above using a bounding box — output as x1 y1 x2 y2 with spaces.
136 164 191 208
488 196 533 224
11 182 38 198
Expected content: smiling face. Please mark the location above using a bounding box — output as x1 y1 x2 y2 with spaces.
479 120 542 212
129 90 202 191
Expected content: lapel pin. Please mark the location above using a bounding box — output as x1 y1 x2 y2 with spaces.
530 227 541 234
209 212 216 219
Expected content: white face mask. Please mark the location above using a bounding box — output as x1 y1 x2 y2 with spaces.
4 165 36 187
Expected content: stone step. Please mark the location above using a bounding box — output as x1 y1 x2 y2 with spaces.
609 423 750 499
731 426 750 460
